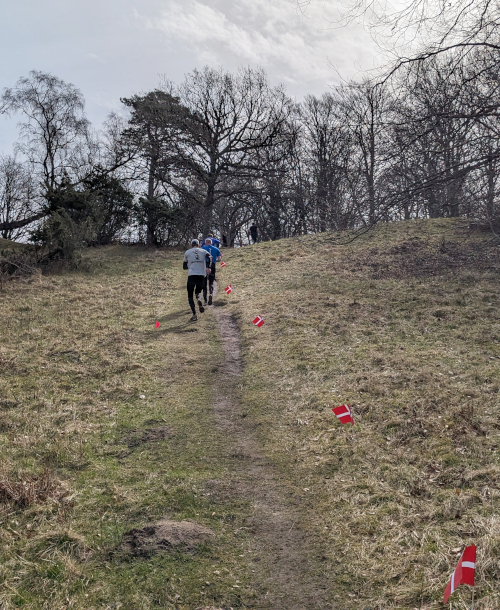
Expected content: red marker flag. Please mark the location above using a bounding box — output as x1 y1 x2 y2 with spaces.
444 545 476 604
332 404 354 425
221 261 226 267
253 315 264 328
225 285 232 294
155 321 160 328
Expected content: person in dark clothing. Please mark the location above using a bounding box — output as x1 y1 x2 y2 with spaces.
183 239 212 321
249 224 258 244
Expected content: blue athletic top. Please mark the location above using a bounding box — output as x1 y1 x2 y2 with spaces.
202 237 221 248
202 244 221 264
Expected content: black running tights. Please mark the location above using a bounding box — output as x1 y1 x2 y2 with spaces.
207 264 216 295
187 275 205 314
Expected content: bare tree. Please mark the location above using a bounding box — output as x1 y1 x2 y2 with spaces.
169 66 294 235
0 155 40 240
335 80 392 225
299 0 500 60
2 71 90 192
299 94 355 231
0 71 92 235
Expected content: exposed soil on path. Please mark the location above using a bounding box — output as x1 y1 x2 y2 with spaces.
211 299 334 610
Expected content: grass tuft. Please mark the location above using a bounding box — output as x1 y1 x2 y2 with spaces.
0 469 65 508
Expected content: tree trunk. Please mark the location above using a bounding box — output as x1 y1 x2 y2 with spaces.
146 156 156 247
368 127 376 224
202 180 216 236
486 149 495 220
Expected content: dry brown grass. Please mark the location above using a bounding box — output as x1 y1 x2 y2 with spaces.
0 469 66 508
0 245 253 609
221 218 500 609
1 221 499 609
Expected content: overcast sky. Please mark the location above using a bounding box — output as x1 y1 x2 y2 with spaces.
0 0 384 155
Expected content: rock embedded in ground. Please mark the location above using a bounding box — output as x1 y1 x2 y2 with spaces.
121 518 215 556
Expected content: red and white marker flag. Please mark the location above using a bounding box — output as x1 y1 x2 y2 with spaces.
444 545 476 604
253 315 264 328
332 404 354 425
225 285 232 294
155 321 160 329
221 261 226 267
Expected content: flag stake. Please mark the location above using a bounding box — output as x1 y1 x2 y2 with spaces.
471 586 474 610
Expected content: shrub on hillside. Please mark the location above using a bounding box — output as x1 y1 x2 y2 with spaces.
0 245 41 283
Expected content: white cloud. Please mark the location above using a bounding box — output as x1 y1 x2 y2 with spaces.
86 52 105 63
140 0 381 95
0 0 385 155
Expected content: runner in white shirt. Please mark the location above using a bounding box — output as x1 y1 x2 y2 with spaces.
182 239 212 321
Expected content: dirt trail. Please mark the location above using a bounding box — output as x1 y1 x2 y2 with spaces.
211 304 334 610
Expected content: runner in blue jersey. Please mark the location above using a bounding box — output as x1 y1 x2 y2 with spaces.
201 238 222 305
201 233 221 248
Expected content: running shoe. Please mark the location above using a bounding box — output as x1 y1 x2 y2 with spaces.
208 295 213 305
197 298 205 313
190 314 198 321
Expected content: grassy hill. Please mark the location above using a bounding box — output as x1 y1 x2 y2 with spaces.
0 219 499 609
0 238 26 251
